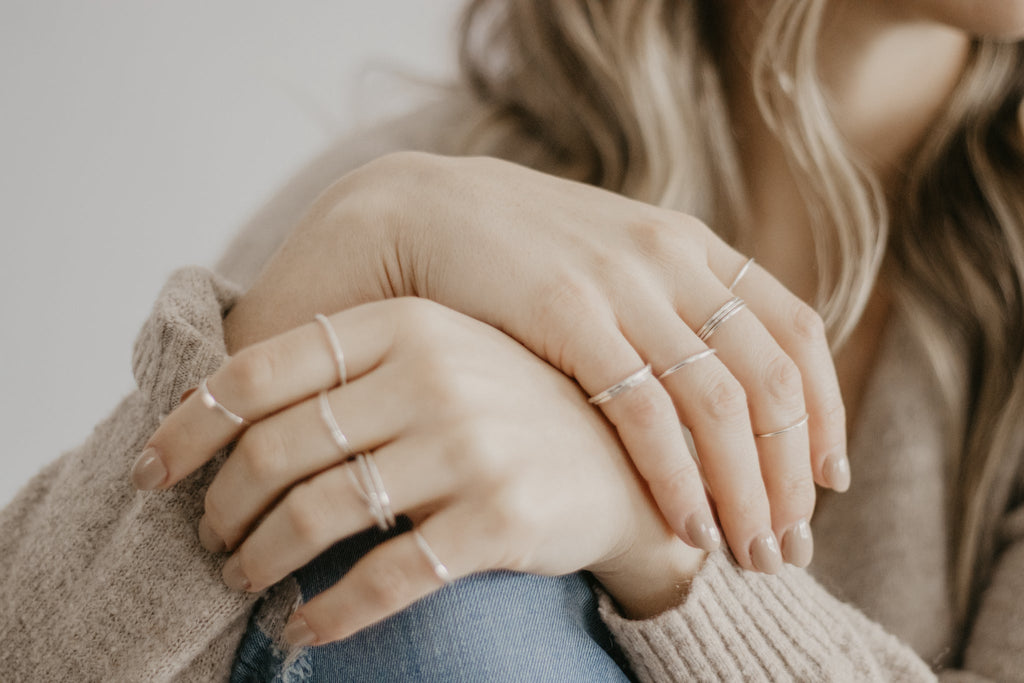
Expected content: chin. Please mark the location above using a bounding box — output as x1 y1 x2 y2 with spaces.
929 0 1024 40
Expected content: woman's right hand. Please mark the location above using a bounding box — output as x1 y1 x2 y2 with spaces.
225 151 848 569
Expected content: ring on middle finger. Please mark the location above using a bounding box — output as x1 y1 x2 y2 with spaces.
695 296 747 342
658 348 718 381
347 452 397 531
318 390 351 457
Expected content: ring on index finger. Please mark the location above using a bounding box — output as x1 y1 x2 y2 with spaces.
588 364 654 405
315 313 347 387
319 390 351 457
197 377 249 426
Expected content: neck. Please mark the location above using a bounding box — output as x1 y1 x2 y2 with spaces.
717 1 970 300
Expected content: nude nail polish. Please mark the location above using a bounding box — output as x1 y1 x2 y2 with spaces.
750 532 783 574
222 555 251 591
824 455 851 493
283 615 317 648
781 519 814 568
131 447 167 490
685 512 721 552
198 516 226 553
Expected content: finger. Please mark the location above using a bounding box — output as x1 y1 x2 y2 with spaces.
218 437 454 590
202 364 417 549
555 302 717 551
614 291 779 571
675 274 816 570
732 264 849 492
281 512 479 646
137 299 411 489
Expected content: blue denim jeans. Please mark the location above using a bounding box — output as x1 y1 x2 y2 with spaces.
230 522 630 682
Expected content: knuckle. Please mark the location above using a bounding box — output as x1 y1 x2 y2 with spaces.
536 275 605 333
363 560 414 612
695 374 748 424
648 460 700 496
390 296 443 332
488 488 540 545
762 353 803 405
282 487 327 545
616 387 673 430
791 300 827 345
236 425 286 484
225 344 277 401
448 421 506 484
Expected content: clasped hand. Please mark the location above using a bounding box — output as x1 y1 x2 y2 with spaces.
134 151 848 644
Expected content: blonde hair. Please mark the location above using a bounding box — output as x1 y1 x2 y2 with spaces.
456 0 1024 627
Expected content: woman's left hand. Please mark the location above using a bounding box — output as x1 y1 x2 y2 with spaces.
135 297 704 645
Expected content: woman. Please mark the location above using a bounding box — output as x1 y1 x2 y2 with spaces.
3 0 1024 680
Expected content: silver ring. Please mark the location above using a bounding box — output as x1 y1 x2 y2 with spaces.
658 348 717 380
696 297 746 342
728 257 755 291
318 390 351 457
315 313 347 387
588 364 653 405
413 530 452 585
349 452 397 531
197 377 249 426
755 413 809 439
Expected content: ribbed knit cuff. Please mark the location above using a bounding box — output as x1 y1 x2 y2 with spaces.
131 266 242 416
598 551 932 683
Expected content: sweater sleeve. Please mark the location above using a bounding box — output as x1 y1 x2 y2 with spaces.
0 266 258 682
598 551 936 682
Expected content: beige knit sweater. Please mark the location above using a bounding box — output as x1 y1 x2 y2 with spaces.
2 106 1023 682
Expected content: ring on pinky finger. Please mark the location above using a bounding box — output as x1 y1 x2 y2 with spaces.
283 513 471 646
413 529 452 585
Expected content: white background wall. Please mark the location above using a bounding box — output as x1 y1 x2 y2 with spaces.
0 1 463 505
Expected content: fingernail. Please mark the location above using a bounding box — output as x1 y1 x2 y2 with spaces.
198 516 226 553
781 519 814 568
132 447 167 490
180 387 196 404
684 511 721 552
222 555 251 591
750 531 783 574
283 615 317 647
824 455 851 492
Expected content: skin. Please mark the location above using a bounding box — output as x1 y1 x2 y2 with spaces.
136 0 1021 646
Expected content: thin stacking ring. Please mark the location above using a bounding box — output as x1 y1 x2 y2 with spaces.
315 313 347 387
728 257 755 291
755 413 810 439
413 530 452 585
197 377 249 426
696 297 746 342
658 348 718 380
318 390 351 457
588 364 654 405
348 452 397 531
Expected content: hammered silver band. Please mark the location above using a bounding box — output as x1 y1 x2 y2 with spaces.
728 257 755 291
197 377 249 426
413 530 452 585
588 364 654 405
315 313 347 387
696 297 746 342
658 348 718 380
755 413 810 439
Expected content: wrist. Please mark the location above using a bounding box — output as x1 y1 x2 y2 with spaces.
593 543 706 620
